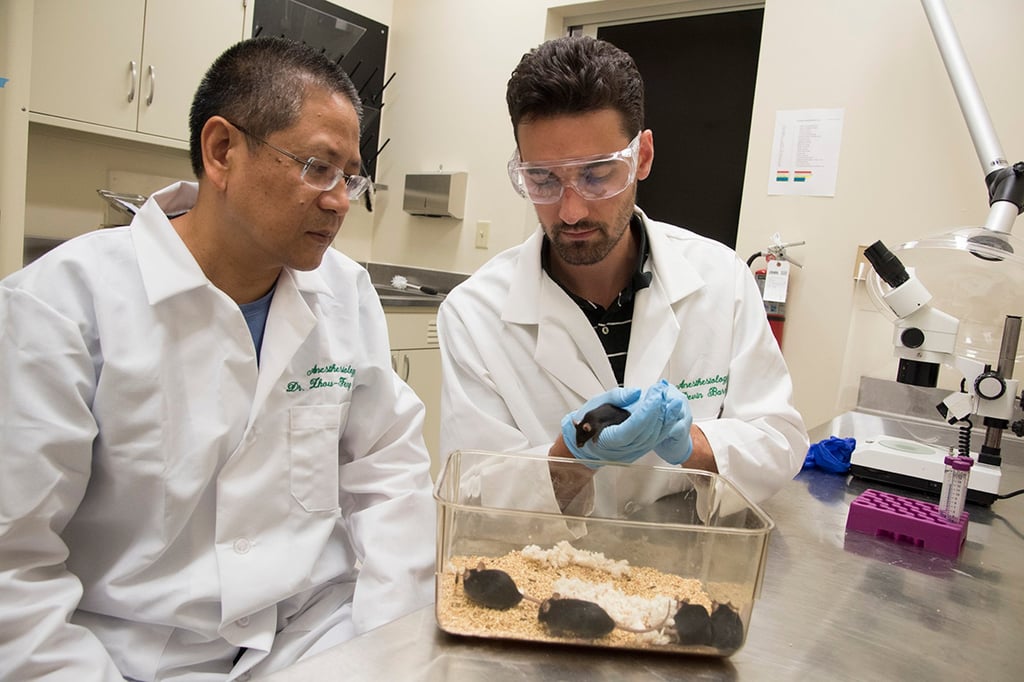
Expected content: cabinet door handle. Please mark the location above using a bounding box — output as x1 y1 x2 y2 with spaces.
145 65 156 106
402 354 411 381
127 60 138 103
391 353 398 372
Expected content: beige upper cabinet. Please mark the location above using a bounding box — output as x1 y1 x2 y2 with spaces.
30 0 247 145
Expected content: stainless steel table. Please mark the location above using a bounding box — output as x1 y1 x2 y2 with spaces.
259 411 1024 681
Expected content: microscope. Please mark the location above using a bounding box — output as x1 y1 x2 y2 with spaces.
848 0 1024 505
850 239 1021 504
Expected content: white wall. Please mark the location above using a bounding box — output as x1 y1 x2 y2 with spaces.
0 0 33 276
737 0 1024 428
5 0 1022 431
375 0 1024 430
370 0 713 271
24 127 193 239
365 0 553 272
15 0 394 262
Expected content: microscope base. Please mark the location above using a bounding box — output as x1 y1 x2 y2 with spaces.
849 435 1000 506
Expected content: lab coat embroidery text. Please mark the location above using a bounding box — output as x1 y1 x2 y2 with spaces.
676 374 728 401
286 363 357 392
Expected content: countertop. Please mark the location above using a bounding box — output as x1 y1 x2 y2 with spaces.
375 288 445 308
257 408 1024 681
365 261 468 309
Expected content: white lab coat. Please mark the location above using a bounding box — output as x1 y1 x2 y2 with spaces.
0 183 436 681
437 210 808 508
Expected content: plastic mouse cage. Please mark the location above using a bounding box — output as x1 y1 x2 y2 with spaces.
433 450 774 656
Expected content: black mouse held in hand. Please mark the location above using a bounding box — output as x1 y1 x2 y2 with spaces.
574 403 630 448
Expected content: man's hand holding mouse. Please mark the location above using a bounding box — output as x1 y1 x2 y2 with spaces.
560 380 694 465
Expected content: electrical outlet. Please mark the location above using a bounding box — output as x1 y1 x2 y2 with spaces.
475 220 490 249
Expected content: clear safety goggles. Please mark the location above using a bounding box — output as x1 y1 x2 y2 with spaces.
507 133 641 204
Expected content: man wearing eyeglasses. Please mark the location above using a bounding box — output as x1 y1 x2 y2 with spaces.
0 38 434 680
437 35 807 512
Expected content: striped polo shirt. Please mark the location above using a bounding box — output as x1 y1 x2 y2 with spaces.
542 215 652 386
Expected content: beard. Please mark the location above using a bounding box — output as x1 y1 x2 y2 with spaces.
545 187 636 266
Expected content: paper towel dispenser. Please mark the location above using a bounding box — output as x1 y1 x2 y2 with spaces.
403 172 467 219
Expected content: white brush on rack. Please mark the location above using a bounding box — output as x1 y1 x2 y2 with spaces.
390 274 440 296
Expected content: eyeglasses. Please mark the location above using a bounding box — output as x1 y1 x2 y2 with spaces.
507 133 641 204
230 121 371 200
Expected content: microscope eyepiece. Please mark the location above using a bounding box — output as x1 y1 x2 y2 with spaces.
864 240 910 288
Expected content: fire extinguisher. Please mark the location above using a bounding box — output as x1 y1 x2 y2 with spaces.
746 236 804 349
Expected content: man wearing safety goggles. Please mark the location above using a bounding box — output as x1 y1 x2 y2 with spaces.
437 35 807 512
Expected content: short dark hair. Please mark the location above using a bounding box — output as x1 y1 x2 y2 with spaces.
506 35 644 142
188 36 362 178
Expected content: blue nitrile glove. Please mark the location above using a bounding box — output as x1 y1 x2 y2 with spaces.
591 384 678 460
560 386 657 463
651 381 694 465
803 436 855 473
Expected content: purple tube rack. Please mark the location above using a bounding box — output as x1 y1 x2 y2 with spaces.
845 489 969 558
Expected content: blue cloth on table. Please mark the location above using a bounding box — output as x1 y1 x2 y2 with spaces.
803 436 856 473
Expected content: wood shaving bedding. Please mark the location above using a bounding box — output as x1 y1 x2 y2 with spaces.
437 546 732 650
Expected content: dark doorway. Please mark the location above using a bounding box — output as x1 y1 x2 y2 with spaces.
598 9 763 249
